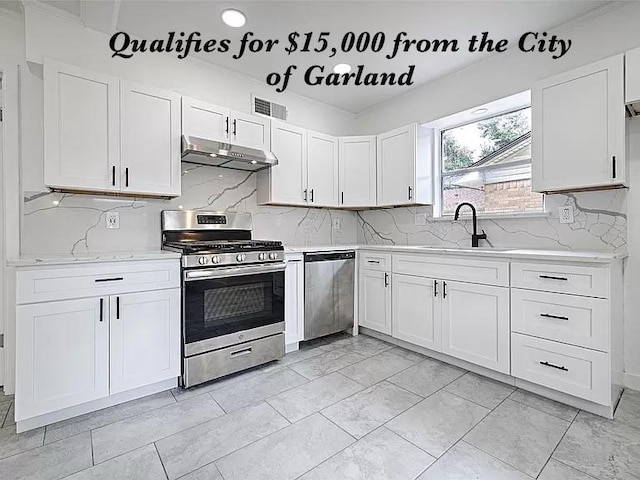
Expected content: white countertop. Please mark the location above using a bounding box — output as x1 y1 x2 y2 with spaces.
285 244 626 264
8 250 181 267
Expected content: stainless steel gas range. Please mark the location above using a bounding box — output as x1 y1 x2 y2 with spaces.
161 210 285 388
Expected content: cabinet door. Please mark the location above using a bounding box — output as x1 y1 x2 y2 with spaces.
15 297 109 420
377 125 415 206
339 136 376 207
121 81 182 196
284 257 304 346
625 46 640 105
307 131 338 207
532 54 625 192
269 120 307 205
231 111 271 150
181 97 229 142
441 281 510 373
110 289 181 394
392 274 441 351
44 60 120 192
359 270 391 335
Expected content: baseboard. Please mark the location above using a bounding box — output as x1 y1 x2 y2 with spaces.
624 372 640 391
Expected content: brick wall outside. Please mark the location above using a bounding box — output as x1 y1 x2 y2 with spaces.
444 180 543 215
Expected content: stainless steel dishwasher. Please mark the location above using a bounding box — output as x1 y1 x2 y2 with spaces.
304 251 355 340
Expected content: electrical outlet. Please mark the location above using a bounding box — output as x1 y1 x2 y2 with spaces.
558 205 574 224
414 213 426 226
106 211 120 229
332 218 342 230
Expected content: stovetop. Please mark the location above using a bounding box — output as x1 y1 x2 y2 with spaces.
163 239 284 255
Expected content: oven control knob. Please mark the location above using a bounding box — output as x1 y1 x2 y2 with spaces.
198 256 208 265
258 252 266 261
211 256 220 264
269 252 278 260
236 254 246 262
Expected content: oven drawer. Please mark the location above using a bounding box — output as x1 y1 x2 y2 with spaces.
184 333 284 388
511 333 610 405
359 251 391 272
16 260 181 304
511 289 610 352
510 262 609 298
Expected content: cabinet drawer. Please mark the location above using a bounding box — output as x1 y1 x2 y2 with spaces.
511 262 609 298
393 254 509 286
359 251 391 272
511 333 610 405
17 260 181 304
511 289 609 352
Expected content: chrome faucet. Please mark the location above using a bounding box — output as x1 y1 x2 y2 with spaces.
453 202 487 248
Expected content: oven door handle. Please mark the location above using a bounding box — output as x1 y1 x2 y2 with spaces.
184 263 286 281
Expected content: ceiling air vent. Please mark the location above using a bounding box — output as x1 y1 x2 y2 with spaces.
253 95 288 121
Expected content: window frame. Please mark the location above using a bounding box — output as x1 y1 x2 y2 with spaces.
433 105 544 218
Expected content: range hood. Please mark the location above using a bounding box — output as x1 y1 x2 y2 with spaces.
181 135 278 172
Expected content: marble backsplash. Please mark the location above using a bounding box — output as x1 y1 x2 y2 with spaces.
357 189 627 252
22 164 358 256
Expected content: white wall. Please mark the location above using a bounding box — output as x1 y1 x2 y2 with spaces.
355 2 640 133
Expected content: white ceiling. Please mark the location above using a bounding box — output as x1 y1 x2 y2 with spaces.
25 1 610 113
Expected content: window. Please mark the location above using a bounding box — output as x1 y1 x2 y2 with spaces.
440 107 543 216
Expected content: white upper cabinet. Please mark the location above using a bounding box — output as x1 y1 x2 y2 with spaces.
181 97 229 143
625 46 640 105
532 54 626 193
231 111 271 150
307 130 338 207
339 136 377 207
44 59 181 197
377 124 433 206
120 82 181 197
181 97 270 150
258 120 307 205
44 60 120 193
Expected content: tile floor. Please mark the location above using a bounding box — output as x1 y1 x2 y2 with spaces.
0 333 639 479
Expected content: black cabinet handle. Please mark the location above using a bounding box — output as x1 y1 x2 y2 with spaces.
116 296 120 320
341 191 344 204
303 189 308 201
443 281 447 298
310 189 314 203
540 313 569 321
125 168 129 187
539 361 568 372
367 260 380 264
539 275 568 281
95 277 124 283
225 117 229 134
233 118 237 136
384 272 389 287
112 166 116 186
408 185 412 200
612 156 617 179
99 298 104 322
434 280 438 297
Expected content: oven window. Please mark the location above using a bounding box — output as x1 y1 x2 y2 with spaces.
184 270 284 345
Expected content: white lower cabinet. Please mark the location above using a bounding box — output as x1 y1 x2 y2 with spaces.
441 281 510 374
16 297 109 420
284 255 304 347
359 269 392 335
110 289 181 394
15 260 181 429
392 274 440 351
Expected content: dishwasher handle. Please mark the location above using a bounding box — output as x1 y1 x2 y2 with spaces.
304 251 355 263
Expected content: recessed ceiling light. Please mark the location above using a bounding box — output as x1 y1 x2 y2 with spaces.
471 107 489 116
333 63 352 74
221 9 246 27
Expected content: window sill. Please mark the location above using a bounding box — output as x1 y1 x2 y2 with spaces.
432 211 549 222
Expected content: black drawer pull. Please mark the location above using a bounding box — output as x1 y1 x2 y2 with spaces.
540 361 568 372
367 260 380 264
540 313 569 321
539 275 568 281
95 277 124 283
